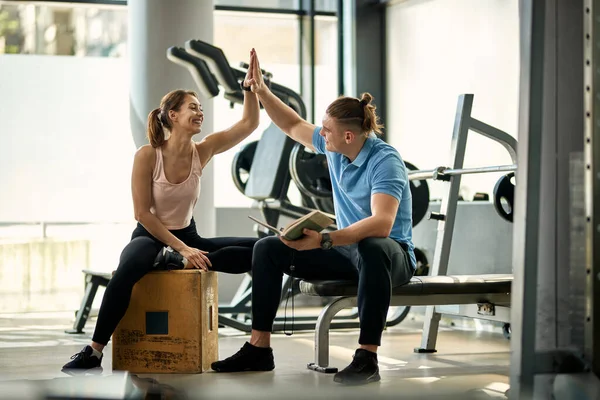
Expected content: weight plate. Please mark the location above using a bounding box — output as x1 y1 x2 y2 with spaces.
405 161 430 228
493 172 515 223
231 140 258 195
289 143 333 199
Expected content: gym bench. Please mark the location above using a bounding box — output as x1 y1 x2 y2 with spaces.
65 269 112 334
298 93 518 374
299 274 512 373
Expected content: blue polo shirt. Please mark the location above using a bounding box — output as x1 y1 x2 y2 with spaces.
312 127 416 269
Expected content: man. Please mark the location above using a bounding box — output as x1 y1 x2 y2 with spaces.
211 50 416 385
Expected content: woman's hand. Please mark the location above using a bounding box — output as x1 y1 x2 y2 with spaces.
242 48 256 89
179 246 212 271
245 48 265 94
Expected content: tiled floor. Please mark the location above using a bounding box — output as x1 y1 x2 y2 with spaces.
0 310 511 399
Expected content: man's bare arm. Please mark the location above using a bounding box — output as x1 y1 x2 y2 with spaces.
328 193 399 246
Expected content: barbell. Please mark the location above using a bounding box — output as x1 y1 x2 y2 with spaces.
407 164 517 181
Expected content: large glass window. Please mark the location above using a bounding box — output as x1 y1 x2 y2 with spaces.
211 11 339 208
0 1 126 56
212 11 302 208
315 0 337 13
0 2 340 314
214 0 298 8
314 15 339 124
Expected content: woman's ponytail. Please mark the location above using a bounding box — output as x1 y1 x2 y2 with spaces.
147 108 165 148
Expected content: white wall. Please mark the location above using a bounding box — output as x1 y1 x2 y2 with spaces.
386 0 520 200
0 54 135 223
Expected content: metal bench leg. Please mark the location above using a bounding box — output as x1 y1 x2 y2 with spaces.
414 305 441 353
65 277 101 334
307 296 356 374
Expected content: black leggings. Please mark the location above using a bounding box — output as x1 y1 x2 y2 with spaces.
92 219 257 345
251 236 414 346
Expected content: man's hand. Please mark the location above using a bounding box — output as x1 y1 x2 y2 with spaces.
280 229 322 251
245 48 266 94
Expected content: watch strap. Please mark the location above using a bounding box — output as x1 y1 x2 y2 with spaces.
240 81 252 92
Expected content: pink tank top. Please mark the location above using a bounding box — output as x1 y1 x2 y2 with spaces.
150 145 202 230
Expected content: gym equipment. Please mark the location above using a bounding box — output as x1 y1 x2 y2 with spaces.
289 144 332 199
473 192 490 201
112 270 218 374
492 172 515 222
65 270 112 334
407 164 517 181
231 140 258 194
299 93 517 373
288 143 431 227
302 274 512 373
405 161 430 228
166 47 219 99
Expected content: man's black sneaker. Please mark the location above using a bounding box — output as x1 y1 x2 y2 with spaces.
211 342 275 372
62 345 103 371
333 349 381 385
153 246 187 270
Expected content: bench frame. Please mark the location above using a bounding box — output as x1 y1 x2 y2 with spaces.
65 269 112 334
307 291 511 372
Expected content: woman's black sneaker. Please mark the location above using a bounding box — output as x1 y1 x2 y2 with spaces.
333 349 381 385
153 246 186 270
62 345 103 371
211 342 275 372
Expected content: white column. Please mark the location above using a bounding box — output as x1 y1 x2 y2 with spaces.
128 0 216 237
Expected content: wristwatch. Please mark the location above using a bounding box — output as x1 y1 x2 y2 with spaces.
240 81 252 92
320 232 333 250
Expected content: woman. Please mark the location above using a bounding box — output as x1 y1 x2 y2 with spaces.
62 49 261 372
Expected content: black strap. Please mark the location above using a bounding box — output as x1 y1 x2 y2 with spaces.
283 250 296 336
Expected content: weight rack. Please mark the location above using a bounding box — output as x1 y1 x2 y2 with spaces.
411 93 517 352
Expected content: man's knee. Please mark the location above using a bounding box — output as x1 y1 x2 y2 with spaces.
252 236 288 267
357 237 388 259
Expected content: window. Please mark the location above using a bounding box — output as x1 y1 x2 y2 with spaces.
0 2 126 56
212 11 339 208
315 0 337 13
212 11 302 208
314 15 339 124
214 0 298 8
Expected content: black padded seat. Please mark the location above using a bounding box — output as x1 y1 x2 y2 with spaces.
299 274 513 297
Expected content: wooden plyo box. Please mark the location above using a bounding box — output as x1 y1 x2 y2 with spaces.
112 270 218 374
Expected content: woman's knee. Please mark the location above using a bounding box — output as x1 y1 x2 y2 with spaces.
113 237 161 279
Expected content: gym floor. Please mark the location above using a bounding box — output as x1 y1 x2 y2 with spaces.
0 310 510 400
